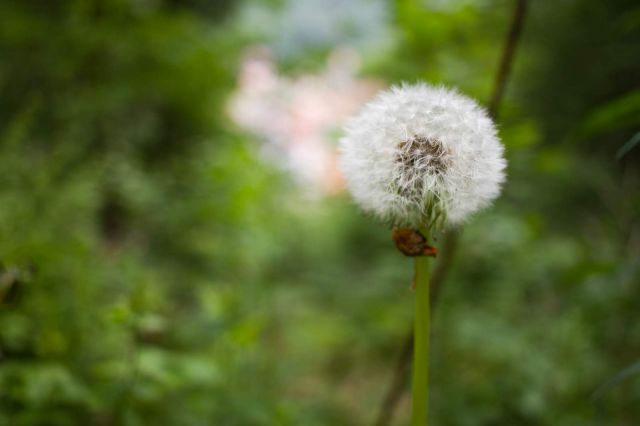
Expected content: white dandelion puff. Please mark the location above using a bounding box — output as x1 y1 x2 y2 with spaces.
339 83 506 229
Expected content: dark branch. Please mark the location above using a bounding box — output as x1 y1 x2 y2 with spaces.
488 0 528 121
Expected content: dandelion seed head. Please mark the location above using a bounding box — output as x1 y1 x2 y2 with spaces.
339 83 506 229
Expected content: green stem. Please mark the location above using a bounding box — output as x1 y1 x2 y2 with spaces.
412 255 430 426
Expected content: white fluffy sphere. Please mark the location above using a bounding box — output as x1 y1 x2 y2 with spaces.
339 83 506 229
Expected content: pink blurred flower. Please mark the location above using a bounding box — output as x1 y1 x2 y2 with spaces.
228 46 381 195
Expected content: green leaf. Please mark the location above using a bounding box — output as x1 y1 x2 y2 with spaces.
577 90 640 138
616 131 640 160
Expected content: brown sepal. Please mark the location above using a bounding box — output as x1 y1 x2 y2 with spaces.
392 228 438 258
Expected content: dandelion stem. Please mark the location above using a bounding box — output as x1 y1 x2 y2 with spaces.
412 253 430 426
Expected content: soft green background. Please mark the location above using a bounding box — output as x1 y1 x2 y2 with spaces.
0 0 639 425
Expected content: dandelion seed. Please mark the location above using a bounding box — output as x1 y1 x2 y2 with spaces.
339 83 506 229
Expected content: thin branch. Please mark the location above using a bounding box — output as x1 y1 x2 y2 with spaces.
372 1 528 425
488 0 528 121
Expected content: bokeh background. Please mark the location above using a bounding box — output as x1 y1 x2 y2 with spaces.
1 0 639 425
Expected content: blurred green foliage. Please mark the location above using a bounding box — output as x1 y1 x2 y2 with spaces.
0 0 639 425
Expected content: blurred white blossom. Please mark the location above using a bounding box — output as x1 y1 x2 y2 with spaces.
228 47 381 194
